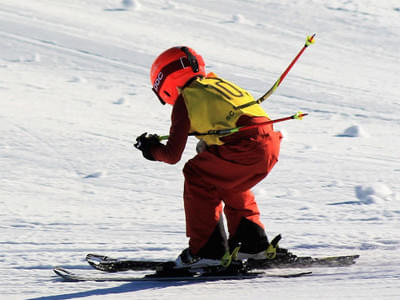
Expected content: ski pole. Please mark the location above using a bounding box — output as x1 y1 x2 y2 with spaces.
256 34 316 104
158 112 307 140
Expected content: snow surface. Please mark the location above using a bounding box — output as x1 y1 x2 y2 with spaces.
1 0 399 299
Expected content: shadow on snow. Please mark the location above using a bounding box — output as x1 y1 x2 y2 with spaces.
27 280 199 300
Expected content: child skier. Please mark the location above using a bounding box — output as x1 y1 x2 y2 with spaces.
135 46 282 267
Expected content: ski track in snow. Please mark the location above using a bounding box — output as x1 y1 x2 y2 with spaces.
1 0 400 299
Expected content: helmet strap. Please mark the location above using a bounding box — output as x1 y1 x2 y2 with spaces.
181 47 199 72
152 87 167 105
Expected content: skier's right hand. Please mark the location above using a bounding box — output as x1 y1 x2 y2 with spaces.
134 132 161 161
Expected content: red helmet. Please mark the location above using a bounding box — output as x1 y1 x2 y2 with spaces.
150 46 206 105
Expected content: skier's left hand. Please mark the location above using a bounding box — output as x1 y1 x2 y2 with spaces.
196 140 207 154
134 132 161 161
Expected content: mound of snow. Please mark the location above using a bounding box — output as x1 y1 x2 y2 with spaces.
231 14 245 23
69 76 87 83
163 1 177 9
32 53 41 62
355 183 394 204
122 0 141 9
84 171 106 179
337 125 369 137
18 53 41 63
113 97 126 105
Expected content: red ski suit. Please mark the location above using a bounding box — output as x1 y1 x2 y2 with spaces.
151 95 282 256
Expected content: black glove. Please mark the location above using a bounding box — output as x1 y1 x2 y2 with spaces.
134 132 161 161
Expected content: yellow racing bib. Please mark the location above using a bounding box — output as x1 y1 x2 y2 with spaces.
182 73 269 145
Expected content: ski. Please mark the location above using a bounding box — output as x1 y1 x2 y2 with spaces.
55 250 358 282
86 253 360 273
247 254 360 269
86 253 165 272
53 267 312 282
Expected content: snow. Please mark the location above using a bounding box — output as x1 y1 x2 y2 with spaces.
355 183 397 205
337 125 369 137
1 0 399 299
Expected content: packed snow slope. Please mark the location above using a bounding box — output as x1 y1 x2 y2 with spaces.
1 0 399 299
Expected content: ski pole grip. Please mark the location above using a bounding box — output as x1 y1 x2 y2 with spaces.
158 135 169 141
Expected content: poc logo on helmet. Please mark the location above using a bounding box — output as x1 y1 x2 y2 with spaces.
153 72 164 92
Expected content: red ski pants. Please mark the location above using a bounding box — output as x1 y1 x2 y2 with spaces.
182 128 282 254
